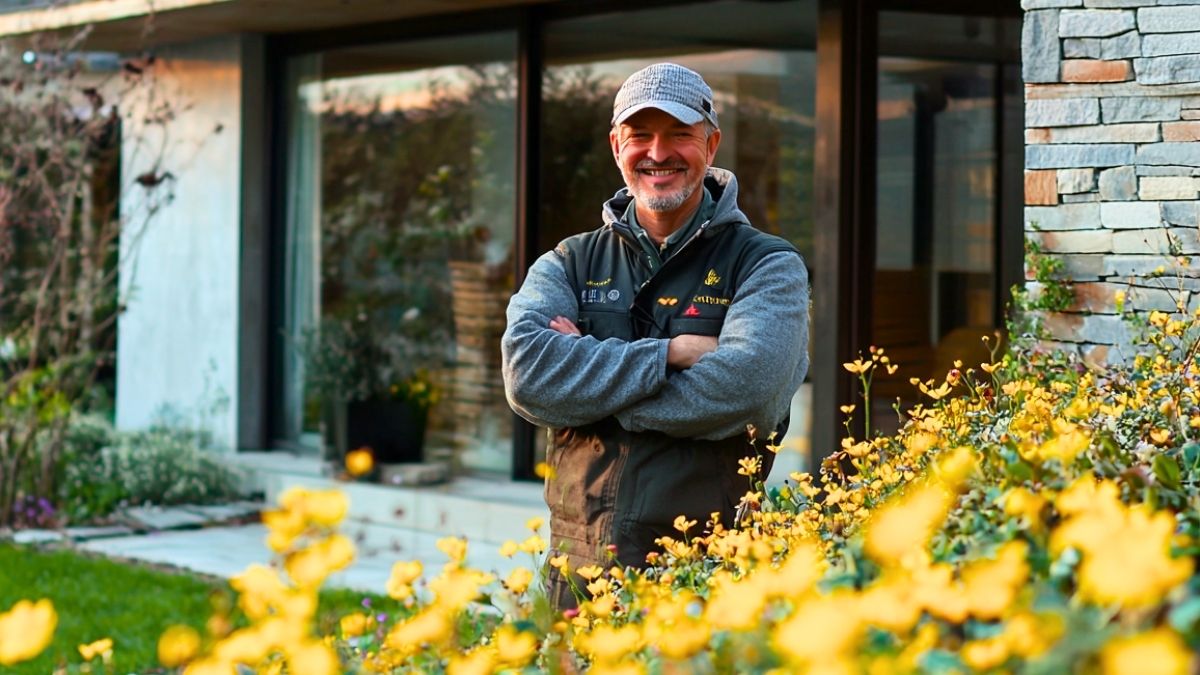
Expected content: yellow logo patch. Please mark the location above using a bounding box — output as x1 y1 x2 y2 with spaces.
704 269 722 286
657 297 679 306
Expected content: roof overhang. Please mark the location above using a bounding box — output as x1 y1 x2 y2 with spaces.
0 0 546 51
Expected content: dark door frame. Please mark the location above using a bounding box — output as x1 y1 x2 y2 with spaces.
809 0 1021 469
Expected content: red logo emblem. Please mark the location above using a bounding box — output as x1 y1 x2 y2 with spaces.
683 304 701 317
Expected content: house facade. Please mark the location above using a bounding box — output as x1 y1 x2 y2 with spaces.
7 0 1152 479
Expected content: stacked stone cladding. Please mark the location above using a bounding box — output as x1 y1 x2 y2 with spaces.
1024 0 1200 363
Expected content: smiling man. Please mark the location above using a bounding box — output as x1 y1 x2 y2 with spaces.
502 63 809 609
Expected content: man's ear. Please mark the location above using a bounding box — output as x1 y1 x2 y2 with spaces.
706 128 722 164
609 127 621 163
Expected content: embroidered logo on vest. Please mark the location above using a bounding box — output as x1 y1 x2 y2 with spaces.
683 304 701 317
704 269 722 286
657 297 679 306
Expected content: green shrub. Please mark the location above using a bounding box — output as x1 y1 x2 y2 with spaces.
56 417 242 524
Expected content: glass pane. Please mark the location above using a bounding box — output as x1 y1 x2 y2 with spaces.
280 33 518 475
872 13 1020 434
540 0 817 476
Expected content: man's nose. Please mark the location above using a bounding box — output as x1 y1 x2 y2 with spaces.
645 134 673 163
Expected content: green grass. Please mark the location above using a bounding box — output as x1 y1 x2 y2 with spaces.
0 543 394 674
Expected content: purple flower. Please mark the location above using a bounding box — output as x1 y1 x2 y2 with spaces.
360 597 372 609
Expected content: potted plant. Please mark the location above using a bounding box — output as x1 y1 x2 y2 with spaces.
299 308 449 469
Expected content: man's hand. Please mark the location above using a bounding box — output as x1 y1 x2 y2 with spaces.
549 316 582 336
668 334 718 370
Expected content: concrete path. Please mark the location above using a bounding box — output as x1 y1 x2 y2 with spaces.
75 522 529 594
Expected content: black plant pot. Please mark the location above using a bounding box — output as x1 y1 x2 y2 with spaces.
327 398 428 465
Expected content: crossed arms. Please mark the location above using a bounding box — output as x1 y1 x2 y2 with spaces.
501 248 809 440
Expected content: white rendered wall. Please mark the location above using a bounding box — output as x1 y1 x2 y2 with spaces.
117 35 243 449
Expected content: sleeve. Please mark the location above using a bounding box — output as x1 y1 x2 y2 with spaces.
501 248 671 429
613 251 809 440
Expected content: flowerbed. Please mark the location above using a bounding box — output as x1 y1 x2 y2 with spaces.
5 311 1200 672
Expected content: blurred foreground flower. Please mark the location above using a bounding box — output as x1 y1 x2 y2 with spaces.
0 599 57 666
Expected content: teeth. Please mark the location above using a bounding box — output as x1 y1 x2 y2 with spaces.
644 169 678 176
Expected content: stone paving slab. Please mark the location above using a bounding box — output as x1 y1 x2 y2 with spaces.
11 529 66 545
121 506 212 531
63 525 136 540
179 502 262 522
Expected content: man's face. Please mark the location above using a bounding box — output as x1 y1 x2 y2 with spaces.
610 108 721 214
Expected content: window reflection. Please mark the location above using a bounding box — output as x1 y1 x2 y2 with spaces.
280 34 517 474
872 13 1020 434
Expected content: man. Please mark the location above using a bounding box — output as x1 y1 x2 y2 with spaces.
501 63 809 608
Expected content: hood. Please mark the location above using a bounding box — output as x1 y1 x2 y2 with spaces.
601 167 749 237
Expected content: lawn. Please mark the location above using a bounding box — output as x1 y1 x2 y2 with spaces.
0 542 390 674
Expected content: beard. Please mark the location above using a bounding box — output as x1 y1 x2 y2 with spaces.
622 160 705 213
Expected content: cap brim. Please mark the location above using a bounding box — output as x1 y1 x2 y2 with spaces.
613 100 705 127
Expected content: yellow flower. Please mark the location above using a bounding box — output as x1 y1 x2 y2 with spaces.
525 516 544 532
304 489 350 527
157 625 201 667
386 560 424 600
962 541 1029 620
495 624 538 666
283 639 338 675
1101 629 1191 675
0 599 57 666
339 612 374 637
78 637 113 662
962 637 1008 671
843 359 871 375
865 484 951 567
429 568 492 609
285 533 355 588
437 537 469 565
385 609 453 653
518 535 546 554
345 447 374 476
576 564 605 581
737 455 761 476
839 404 856 414
673 515 698 533
575 623 643 664
773 593 862 664
504 566 534 595
499 540 519 557
448 648 496 675
1003 487 1046 530
534 462 557 480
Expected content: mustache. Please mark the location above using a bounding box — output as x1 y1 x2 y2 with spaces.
634 159 688 170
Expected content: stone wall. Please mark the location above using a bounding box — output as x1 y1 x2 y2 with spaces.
1023 0 1200 364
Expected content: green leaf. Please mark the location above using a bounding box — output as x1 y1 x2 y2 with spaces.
1184 442 1200 469
1169 596 1200 632
1154 454 1182 490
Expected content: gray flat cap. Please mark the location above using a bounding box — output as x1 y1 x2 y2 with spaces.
611 63 718 129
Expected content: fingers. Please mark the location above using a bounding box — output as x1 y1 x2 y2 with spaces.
549 316 582 336
667 334 720 370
